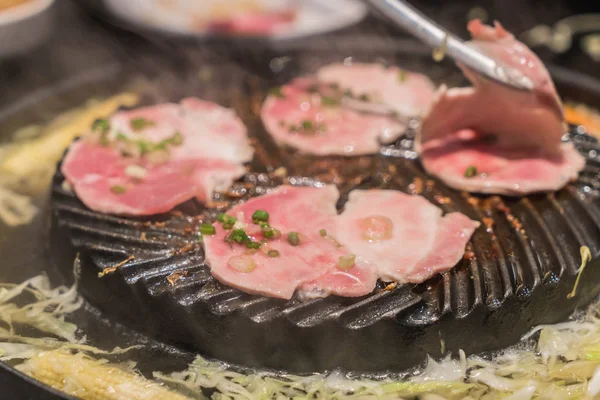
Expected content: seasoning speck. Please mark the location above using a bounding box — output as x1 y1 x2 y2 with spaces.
287 232 300 246
130 117 155 131
110 185 127 194
338 254 356 269
319 229 327 237
267 249 280 258
398 69 407 82
269 87 284 98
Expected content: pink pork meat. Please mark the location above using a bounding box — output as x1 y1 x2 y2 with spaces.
61 98 253 215
261 77 406 156
333 190 479 283
316 62 436 118
203 185 378 299
418 20 585 195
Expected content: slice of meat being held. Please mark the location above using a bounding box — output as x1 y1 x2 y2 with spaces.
203 185 379 300
333 190 479 283
418 20 586 195
61 98 253 216
261 62 435 156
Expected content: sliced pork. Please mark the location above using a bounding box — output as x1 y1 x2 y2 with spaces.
61 98 253 215
203 186 479 299
418 20 585 195
261 77 406 156
203 185 378 299
333 190 479 283
316 62 436 118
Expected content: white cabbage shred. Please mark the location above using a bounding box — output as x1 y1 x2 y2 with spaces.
5 253 600 399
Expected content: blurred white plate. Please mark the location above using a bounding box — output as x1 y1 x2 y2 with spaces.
0 0 55 58
102 0 368 40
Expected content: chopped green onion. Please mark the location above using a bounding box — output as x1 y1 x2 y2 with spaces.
264 228 281 239
227 229 249 245
116 132 129 141
110 185 127 194
222 222 234 230
307 84 320 93
289 124 299 133
246 241 261 249
267 249 280 258
92 119 110 133
321 96 339 106
464 166 478 178
359 94 370 102
169 132 184 146
199 223 216 236
252 210 269 223
319 229 327 237
287 232 300 246
398 69 407 82
338 254 356 269
269 87 284 98
301 120 313 131
217 213 226 222
130 117 155 131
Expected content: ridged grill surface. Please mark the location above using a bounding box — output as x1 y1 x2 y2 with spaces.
47 49 600 372
51 127 600 372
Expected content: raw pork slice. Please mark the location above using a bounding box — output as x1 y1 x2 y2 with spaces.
332 190 479 283
421 132 585 195
316 62 436 118
203 185 378 299
418 20 586 195
61 98 253 215
261 77 406 156
404 212 479 283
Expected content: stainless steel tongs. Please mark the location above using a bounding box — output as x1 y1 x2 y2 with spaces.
368 0 534 91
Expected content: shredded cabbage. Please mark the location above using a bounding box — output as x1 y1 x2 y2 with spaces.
8 267 600 399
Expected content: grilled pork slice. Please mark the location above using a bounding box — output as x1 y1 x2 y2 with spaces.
333 190 479 283
316 62 436 118
421 132 585 195
61 98 253 216
418 20 585 195
261 77 406 156
204 185 378 299
405 212 480 283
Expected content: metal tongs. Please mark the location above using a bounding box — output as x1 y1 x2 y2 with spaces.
368 0 535 91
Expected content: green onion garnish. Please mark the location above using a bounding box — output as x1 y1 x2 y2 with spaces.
217 213 226 222
267 249 280 258
321 96 339 106
287 232 300 246
227 229 249 245
269 87 284 98
110 185 127 194
130 117 155 131
301 120 313 131
92 119 110 133
289 124 299 133
398 69 407 82
199 223 216 235
246 241 261 249
464 166 478 178
338 254 356 269
264 228 281 239
222 222 234 230
252 210 269 224
169 132 184 146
